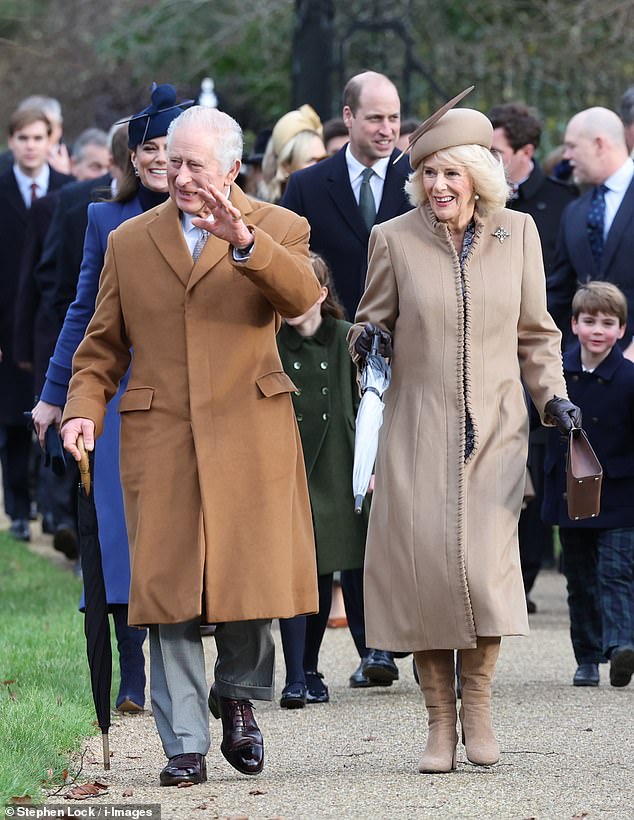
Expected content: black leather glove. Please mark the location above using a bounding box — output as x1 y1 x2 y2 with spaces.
353 323 392 360
544 396 582 435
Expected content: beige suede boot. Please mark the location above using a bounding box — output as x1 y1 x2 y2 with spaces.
414 650 458 773
458 637 501 766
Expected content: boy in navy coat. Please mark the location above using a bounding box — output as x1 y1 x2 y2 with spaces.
543 282 634 688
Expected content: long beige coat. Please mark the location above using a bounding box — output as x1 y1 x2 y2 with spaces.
63 187 320 626
349 204 567 652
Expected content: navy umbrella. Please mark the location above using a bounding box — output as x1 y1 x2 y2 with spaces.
77 435 111 770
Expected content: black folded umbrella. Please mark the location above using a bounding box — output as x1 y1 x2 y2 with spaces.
77 435 112 770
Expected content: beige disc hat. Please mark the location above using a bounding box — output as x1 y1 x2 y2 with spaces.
396 86 493 169
271 104 323 156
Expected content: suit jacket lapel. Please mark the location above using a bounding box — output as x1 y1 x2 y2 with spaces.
376 150 408 222
187 184 255 291
601 177 634 275
567 192 599 280
326 150 368 243
147 199 192 287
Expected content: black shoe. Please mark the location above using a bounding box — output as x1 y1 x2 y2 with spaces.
305 671 329 703
53 525 79 559
280 682 307 709
9 519 30 542
41 511 56 535
363 649 399 685
609 645 634 687
208 684 264 775
160 753 207 786
349 660 370 688
526 597 537 614
573 663 600 687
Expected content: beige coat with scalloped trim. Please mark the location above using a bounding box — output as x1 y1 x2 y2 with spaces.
349 205 567 651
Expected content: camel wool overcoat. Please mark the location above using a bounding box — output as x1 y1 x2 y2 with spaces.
63 187 321 626
349 204 568 652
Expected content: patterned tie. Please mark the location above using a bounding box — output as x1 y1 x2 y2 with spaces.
359 167 376 231
30 182 38 205
587 184 608 267
191 229 208 261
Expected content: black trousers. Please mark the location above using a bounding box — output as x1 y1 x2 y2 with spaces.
0 423 32 520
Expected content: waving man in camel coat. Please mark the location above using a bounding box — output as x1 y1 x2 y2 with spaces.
62 106 320 788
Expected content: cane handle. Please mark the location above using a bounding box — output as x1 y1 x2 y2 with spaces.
77 434 91 495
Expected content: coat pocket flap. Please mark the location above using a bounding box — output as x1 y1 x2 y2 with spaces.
118 387 154 413
256 371 297 397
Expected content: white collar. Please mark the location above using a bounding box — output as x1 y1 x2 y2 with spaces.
345 146 390 182
603 158 634 194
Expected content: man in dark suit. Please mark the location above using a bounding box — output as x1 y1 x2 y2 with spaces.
282 70 413 688
0 107 72 540
489 102 578 613
548 106 634 357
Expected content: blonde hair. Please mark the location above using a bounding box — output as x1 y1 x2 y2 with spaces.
405 143 509 217
572 281 627 325
261 129 325 203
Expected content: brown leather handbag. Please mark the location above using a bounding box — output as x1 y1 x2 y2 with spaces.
566 428 602 520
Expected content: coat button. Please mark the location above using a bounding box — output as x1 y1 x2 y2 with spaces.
591 417 598 423
597 378 604 384
572 374 579 381
320 361 328 370
322 412 329 421
293 361 301 370
294 389 302 396
296 413 303 422
321 386 329 395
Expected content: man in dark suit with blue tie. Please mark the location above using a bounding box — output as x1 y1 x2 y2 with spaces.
282 71 413 688
548 107 634 358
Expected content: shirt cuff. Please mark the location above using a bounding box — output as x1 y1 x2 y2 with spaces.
231 228 255 261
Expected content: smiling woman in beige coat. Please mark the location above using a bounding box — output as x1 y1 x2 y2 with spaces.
349 94 581 774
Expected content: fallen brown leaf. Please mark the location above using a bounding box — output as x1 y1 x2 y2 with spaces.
65 781 109 800
3 679 16 685
249 788 267 795
9 796 32 805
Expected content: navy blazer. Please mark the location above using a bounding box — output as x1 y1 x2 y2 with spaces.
548 175 634 348
281 146 412 320
542 343 634 529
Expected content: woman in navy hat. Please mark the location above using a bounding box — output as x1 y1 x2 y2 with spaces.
32 83 190 712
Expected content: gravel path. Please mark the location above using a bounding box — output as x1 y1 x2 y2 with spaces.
6 512 632 819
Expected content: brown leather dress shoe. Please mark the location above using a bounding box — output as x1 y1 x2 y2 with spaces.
159 753 207 786
208 684 264 775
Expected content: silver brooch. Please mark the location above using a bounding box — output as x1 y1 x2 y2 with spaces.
492 226 510 244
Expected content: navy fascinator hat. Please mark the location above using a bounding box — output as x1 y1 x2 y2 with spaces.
123 83 194 149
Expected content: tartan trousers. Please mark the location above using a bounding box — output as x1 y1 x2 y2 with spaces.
559 527 634 664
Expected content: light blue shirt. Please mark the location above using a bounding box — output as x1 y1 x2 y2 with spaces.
603 158 634 237
345 147 389 211
13 163 50 208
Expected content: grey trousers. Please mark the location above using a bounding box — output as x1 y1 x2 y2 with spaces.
148 618 274 758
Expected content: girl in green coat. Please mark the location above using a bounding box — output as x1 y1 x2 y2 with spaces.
277 253 369 707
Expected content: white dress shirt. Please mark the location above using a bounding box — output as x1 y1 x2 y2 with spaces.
345 147 390 211
13 163 50 208
603 157 634 237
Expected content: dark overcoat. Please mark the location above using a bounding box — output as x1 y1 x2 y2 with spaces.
277 315 367 574
281 146 412 320
542 343 634 529
0 166 71 423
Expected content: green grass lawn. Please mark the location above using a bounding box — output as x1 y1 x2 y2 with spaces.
0 532 110 803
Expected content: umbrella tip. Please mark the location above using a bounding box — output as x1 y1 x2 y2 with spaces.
354 494 365 514
103 732 110 770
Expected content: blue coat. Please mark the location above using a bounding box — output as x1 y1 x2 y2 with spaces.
40 198 142 604
542 343 634 529
281 146 412 321
548 174 634 349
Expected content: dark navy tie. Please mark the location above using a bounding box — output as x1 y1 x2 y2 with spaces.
587 184 608 267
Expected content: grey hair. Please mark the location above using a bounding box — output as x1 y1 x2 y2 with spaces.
18 95 63 124
167 105 243 173
71 128 108 160
405 143 509 217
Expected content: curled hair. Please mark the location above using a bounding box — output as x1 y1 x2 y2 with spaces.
405 143 509 217
310 252 345 320
572 281 627 325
